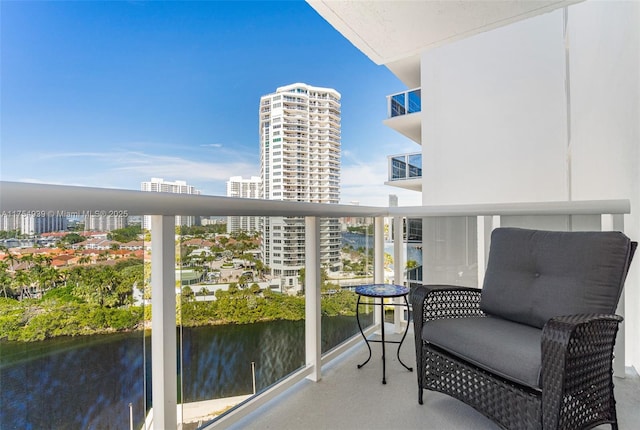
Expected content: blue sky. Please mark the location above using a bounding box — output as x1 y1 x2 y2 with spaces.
1 0 420 206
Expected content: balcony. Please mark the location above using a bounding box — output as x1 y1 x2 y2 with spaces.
223 327 640 430
383 88 422 144
1 180 637 429
385 152 422 192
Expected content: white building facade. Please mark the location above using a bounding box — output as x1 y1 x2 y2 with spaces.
226 176 261 234
259 83 342 292
141 178 201 229
84 214 128 232
309 0 640 369
20 214 68 235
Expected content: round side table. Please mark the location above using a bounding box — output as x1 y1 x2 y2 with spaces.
355 284 413 384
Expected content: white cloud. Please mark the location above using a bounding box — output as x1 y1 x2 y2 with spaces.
7 150 258 196
7 149 422 206
340 160 421 206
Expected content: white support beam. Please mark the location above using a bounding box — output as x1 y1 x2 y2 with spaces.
151 215 178 429
305 217 321 382
374 217 384 284
374 217 385 332
393 216 404 333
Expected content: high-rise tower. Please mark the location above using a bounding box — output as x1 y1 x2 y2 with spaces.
141 178 201 230
226 176 261 234
259 83 341 292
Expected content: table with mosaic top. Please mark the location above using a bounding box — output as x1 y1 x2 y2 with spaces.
355 284 413 384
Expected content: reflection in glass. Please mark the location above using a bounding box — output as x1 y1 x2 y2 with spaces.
390 93 406 117
408 154 422 178
388 88 421 118
408 89 421 113
391 156 407 180
389 153 422 181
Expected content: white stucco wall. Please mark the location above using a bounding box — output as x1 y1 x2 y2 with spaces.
567 0 639 371
421 9 568 205
419 2 640 369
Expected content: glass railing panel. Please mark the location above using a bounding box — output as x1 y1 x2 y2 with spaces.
176 219 298 428
321 217 374 354
408 89 421 114
390 93 406 117
408 153 422 178
388 88 421 118
421 216 478 287
388 153 422 181
391 156 408 180
0 219 147 429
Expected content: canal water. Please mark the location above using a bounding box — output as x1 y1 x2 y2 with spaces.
0 315 371 430
342 231 423 264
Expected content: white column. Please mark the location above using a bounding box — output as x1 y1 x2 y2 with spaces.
374 217 384 284
305 216 321 382
151 215 177 429
374 217 385 332
602 213 626 378
477 215 496 288
393 216 404 333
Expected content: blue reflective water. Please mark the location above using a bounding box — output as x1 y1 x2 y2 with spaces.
342 232 422 264
0 315 369 429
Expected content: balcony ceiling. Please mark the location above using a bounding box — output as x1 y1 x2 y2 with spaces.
385 177 422 192
307 0 581 87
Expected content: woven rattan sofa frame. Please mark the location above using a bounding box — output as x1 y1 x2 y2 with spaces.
411 277 633 430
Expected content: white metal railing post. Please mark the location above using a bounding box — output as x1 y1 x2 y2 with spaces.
477 216 487 287
305 216 321 382
602 214 627 378
151 215 178 429
393 214 404 333
373 217 385 332
374 217 384 284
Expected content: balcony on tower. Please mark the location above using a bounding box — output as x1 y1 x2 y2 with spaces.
385 152 422 192
383 88 422 144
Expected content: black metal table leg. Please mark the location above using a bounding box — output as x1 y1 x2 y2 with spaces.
396 294 413 372
356 294 372 369
380 297 388 384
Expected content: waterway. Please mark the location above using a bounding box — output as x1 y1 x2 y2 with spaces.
342 231 423 264
0 315 371 430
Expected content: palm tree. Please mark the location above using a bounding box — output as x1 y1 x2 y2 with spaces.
78 255 92 265
0 260 12 298
12 269 32 300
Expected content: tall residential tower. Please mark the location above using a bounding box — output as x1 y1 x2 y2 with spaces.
226 176 261 234
141 178 201 229
259 83 341 292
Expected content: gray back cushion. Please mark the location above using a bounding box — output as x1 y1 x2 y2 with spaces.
480 228 632 328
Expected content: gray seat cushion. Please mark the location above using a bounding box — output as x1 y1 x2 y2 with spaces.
480 228 632 328
423 316 542 389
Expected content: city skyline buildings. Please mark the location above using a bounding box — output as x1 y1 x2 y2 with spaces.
1 1 421 207
259 83 342 291
226 176 261 234
141 177 201 229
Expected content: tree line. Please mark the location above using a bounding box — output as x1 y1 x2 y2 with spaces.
0 253 365 342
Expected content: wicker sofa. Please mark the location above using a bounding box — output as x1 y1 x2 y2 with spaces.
412 227 636 430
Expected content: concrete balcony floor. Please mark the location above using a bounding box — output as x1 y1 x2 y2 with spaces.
228 324 640 430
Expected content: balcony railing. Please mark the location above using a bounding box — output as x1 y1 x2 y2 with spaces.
388 152 422 181
387 88 421 118
0 180 631 429
384 88 422 144
385 152 422 192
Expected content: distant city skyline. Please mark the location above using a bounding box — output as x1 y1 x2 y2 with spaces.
0 1 421 206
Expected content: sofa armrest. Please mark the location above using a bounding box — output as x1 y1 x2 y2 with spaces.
541 313 623 430
411 285 484 347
